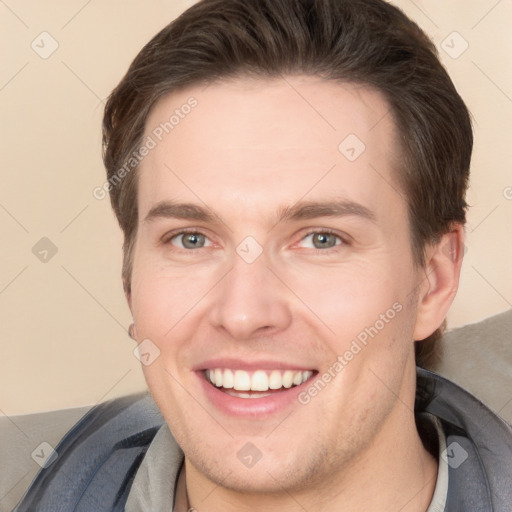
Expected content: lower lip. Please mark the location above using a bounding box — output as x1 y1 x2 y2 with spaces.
197 372 313 417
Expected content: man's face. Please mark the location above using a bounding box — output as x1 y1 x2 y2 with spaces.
130 77 426 494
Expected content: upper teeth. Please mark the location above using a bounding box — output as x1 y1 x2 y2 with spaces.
205 369 313 391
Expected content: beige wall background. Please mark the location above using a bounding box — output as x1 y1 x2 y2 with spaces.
1 0 511 416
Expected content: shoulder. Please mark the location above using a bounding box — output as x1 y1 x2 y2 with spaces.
14 392 164 512
417 368 512 511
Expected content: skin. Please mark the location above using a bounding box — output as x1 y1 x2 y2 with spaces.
128 76 464 512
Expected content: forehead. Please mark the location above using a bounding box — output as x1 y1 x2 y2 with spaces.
138 76 403 223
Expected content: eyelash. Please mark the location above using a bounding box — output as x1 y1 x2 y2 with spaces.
162 228 348 252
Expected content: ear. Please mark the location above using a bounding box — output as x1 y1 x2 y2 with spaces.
413 224 465 341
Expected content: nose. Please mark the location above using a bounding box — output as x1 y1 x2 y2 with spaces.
209 250 292 341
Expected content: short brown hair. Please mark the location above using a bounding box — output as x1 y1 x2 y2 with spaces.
102 0 473 368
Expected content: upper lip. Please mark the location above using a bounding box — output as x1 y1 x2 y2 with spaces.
193 358 317 372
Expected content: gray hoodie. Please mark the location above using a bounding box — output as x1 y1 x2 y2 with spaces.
14 369 512 511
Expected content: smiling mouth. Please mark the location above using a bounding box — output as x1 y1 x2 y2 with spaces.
204 368 316 398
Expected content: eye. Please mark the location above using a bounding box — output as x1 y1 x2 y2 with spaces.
169 231 211 249
299 231 343 250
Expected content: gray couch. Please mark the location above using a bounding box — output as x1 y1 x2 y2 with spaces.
1 309 511 512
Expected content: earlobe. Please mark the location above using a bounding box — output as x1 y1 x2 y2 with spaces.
413 224 465 341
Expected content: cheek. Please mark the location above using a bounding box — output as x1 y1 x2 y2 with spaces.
281 259 408 347
130 256 213 338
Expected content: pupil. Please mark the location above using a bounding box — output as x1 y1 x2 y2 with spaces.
314 233 335 248
184 233 203 248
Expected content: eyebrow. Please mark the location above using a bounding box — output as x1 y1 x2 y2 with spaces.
277 200 376 223
143 199 376 225
143 201 216 223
